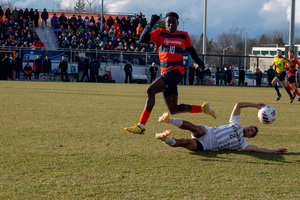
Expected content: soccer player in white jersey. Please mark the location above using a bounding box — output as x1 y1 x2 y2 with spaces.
156 102 287 154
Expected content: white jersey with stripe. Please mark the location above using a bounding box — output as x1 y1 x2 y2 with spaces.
214 115 248 150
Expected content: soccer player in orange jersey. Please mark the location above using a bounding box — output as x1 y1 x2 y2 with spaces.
124 12 215 134
286 49 300 102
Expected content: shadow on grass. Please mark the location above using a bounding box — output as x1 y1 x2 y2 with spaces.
190 150 300 163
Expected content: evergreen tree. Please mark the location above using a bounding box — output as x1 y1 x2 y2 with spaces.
153 14 165 30
74 0 85 13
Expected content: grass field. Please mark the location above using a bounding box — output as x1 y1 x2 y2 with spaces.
0 81 299 199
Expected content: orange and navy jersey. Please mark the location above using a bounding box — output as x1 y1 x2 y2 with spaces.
150 28 192 75
286 57 299 76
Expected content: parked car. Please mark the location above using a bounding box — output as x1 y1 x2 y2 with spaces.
244 75 256 86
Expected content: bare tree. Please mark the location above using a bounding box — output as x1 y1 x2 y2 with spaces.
86 0 96 12
257 29 288 47
271 29 288 46
0 0 13 9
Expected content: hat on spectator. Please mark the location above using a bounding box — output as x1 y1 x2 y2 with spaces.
152 62 156 66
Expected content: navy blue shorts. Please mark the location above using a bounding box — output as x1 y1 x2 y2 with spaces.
287 75 296 84
161 69 183 98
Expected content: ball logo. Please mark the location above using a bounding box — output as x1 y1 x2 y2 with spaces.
270 110 276 117
261 110 271 124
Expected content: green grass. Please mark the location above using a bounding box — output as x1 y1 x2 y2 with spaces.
0 81 299 199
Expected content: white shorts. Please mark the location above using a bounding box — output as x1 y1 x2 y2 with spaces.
191 126 219 151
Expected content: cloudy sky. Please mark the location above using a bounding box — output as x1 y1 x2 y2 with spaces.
8 0 300 39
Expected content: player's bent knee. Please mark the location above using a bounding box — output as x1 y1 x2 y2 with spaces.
146 85 156 96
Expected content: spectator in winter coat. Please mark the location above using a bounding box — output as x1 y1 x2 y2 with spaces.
13 54 22 80
41 8 48 28
59 56 69 81
23 63 33 80
124 60 132 83
33 55 42 80
42 55 51 76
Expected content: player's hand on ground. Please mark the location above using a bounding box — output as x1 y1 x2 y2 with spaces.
150 14 160 26
274 148 288 154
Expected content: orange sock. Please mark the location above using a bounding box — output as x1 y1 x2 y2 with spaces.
190 105 203 113
139 110 151 125
288 85 293 91
296 88 300 96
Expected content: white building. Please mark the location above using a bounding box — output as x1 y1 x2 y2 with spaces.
249 45 300 72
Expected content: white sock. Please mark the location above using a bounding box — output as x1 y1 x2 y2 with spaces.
169 118 183 127
201 107 205 113
163 137 176 146
138 123 145 129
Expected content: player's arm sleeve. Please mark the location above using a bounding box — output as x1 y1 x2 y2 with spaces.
229 115 240 124
240 141 249 150
271 58 275 66
285 58 293 69
139 23 152 43
186 46 205 70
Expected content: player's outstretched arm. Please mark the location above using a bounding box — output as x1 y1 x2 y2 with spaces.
139 14 160 43
231 102 266 116
244 145 288 154
186 46 205 70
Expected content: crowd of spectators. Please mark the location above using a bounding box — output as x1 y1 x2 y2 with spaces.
53 12 157 52
0 6 45 49
0 6 158 53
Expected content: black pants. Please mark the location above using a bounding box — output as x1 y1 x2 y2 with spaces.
34 72 40 80
90 70 97 82
125 72 132 83
15 70 21 79
238 78 244 86
81 70 90 82
256 79 261 86
150 73 156 83
24 74 32 80
61 70 69 81
189 76 194 85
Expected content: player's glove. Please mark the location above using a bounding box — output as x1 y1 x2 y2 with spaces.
204 68 211 76
150 14 160 27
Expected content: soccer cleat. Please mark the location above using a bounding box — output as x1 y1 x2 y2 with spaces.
298 97 300 101
155 129 172 140
290 94 296 103
124 124 145 134
202 102 217 119
158 112 170 123
276 94 282 101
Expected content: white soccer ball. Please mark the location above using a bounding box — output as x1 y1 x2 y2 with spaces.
258 105 277 124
